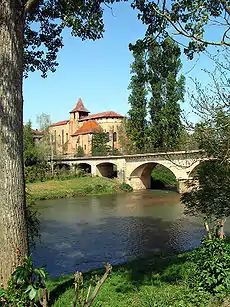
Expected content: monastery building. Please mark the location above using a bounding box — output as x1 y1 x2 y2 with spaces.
49 98 124 155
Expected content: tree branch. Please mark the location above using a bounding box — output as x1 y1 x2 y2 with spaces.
220 0 230 16
24 0 40 13
152 5 230 46
85 264 112 307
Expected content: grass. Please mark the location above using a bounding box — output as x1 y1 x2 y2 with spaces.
27 176 121 200
46 252 227 307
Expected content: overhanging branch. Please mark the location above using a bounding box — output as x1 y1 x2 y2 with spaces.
152 5 230 47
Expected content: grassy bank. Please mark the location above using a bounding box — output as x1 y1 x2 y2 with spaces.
47 252 228 307
27 176 123 200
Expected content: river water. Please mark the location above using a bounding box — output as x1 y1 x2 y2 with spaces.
33 190 208 277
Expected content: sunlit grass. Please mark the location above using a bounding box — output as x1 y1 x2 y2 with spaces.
27 176 120 200
47 253 227 307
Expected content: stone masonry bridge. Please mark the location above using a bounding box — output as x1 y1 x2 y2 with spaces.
52 150 206 193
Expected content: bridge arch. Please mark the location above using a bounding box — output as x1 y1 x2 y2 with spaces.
96 162 118 178
128 162 178 190
76 163 92 174
187 159 211 178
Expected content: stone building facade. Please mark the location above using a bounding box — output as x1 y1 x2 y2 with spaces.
49 98 124 155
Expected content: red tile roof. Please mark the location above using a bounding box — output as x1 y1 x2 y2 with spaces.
79 111 124 121
32 129 44 136
50 120 69 127
70 98 89 113
72 120 101 136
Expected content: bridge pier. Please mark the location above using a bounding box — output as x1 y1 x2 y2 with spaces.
177 179 189 194
128 176 151 190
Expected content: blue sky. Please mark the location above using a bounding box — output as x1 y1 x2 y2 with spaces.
23 2 220 128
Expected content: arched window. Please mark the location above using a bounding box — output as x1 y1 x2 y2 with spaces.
106 132 110 142
113 132 117 142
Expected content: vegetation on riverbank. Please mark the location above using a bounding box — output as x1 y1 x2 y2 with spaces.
27 176 132 200
47 249 230 307
151 165 177 189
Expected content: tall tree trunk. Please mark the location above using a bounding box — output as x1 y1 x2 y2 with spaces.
0 1 28 287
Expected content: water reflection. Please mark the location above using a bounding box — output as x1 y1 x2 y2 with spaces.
33 190 205 277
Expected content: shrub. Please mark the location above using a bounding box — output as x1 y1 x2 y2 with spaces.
75 146 84 157
191 236 230 294
25 162 52 183
119 183 133 192
0 256 48 306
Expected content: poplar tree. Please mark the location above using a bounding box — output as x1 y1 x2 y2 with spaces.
148 37 185 149
127 40 148 152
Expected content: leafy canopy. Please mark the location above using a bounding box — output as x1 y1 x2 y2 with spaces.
91 130 110 156
133 0 230 59
24 0 127 77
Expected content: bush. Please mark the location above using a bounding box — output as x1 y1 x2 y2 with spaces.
191 236 230 294
119 183 133 192
25 162 86 183
75 146 84 157
25 162 52 183
0 256 48 306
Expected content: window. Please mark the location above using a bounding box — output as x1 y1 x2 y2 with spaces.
62 129 64 145
66 133 68 142
106 132 110 142
84 145 86 150
113 132 117 142
54 130 56 143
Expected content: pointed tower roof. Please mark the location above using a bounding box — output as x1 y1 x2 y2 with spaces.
70 98 89 113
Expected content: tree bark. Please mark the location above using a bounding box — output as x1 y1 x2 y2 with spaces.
0 0 28 287
204 221 212 239
218 218 225 239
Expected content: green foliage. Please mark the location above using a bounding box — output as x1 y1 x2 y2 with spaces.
133 0 229 58
151 165 177 188
119 183 133 192
0 255 48 306
109 148 122 156
24 120 39 166
24 1 123 78
75 146 85 157
191 237 230 295
117 119 136 154
91 130 111 156
127 37 184 152
27 177 121 200
25 162 52 183
26 193 40 248
126 40 148 152
181 160 230 231
194 110 230 160
147 37 185 150
48 252 223 307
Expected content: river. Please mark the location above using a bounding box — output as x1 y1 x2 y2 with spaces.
33 190 208 277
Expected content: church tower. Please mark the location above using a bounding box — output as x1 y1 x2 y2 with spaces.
69 98 90 134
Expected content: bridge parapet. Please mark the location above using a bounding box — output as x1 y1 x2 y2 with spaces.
49 150 207 192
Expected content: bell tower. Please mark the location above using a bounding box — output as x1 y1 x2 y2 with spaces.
69 98 90 134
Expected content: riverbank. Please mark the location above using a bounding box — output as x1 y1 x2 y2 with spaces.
47 251 228 307
27 176 128 200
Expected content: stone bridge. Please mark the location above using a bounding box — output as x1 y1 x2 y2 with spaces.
51 150 207 193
